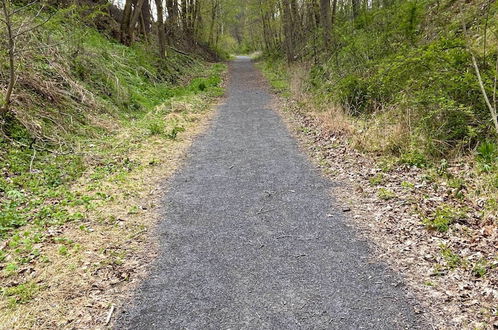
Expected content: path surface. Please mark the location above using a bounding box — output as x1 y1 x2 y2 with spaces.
117 57 425 329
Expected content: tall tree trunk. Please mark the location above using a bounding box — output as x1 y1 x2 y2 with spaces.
165 0 179 41
128 0 146 42
290 0 300 45
208 0 218 46
120 0 133 44
352 0 360 19
281 0 294 62
320 0 331 50
141 0 152 34
155 0 166 58
1 0 15 115
331 0 338 48
192 0 200 38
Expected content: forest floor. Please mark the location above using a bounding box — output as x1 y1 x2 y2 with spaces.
260 65 498 328
116 56 427 329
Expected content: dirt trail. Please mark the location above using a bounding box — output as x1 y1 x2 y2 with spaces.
116 57 427 329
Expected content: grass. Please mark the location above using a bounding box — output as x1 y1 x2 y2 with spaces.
0 84 225 328
0 6 227 327
1 282 40 308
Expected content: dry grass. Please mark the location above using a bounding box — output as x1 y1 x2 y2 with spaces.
0 95 221 329
285 63 355 137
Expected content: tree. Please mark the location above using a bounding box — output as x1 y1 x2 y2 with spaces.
0 0 51 116
155 0 166 58
320 0 331 50
281 0 294 62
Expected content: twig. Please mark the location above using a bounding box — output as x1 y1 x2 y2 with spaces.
10 0 38 16
463 22 498 134
128 228 147 240
14 12 54 38
29 147 36 172
105 304 115 325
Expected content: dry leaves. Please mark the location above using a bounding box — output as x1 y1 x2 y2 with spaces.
276 97 498 329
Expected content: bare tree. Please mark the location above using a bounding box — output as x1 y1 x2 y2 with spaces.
0 0 51 116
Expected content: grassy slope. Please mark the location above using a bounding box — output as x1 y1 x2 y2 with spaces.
0 7 226 328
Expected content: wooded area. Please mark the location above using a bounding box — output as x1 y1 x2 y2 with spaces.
0 0 497 328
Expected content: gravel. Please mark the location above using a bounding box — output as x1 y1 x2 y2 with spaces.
116 56 427 329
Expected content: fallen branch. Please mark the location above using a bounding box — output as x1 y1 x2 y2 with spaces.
105 304 115 325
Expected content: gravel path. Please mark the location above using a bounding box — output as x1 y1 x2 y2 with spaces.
116 57 426 329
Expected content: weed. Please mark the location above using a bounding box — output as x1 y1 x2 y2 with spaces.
472 259 488 278
58 246 69 256
3 263 18 276
399 150 427 168
128 205 140 214
439 244 462 269
166 126 186 140
369 173 384 186
1 282 39 307
476 141 498 172
377 188 396 200
148 122 165 135
423 204 466 232
401 181 415 189
448 177 466 199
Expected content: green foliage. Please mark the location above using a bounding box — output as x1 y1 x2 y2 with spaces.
399 150 427 168
369 174 384 186
270 0 498 160
401 181 415 189
377 188 396 200
472 259 489 278
423 204 466 232
1 282 39 307
439 244 462 269
147 121 165 136
476 141 498 172
0 6 226 240
166 126 186 140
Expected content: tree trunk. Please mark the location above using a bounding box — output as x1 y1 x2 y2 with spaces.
1 0 15 115
331 0 338 48
120 0 133 44
155 0 166 58
165 0 179 41
281 0 294 62
128 0 146 42
208 0 218 46
320 0 331 50
352 0 360 19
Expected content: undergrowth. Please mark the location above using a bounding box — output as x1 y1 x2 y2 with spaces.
0 6 225 238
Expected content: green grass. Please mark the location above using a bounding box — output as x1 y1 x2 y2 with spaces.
0 6 227 275
1 282 39 308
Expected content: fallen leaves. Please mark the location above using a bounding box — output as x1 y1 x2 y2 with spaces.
275 96 498 329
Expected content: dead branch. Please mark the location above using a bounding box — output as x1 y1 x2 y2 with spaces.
463 22 498 135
